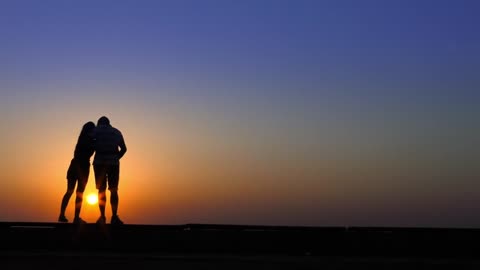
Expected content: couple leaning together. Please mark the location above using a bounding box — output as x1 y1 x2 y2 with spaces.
58 116 127 225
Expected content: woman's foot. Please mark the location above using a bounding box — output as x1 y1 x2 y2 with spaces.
58 215 68 223
73 217 87 224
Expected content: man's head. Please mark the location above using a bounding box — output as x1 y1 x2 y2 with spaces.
97 116 110 126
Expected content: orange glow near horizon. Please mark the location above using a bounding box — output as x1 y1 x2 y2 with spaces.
0 92 478 227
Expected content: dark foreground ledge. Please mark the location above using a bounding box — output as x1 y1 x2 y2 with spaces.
2 222 480 269
1 222 480 257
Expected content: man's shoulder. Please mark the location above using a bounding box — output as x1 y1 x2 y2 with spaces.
112 126 123 135
110 127 125 141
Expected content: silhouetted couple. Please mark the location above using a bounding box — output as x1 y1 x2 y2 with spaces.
58 116 127 225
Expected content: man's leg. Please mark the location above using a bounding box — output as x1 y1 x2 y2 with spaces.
98 189 106 217
108 164 123 224
94 164 107 223
110 190 118 217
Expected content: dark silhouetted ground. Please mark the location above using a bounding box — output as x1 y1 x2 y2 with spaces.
1 222 480 269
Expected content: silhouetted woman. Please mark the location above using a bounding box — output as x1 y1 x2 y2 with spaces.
58 121 96 224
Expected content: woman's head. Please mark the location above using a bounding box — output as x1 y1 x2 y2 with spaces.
81 121 96 137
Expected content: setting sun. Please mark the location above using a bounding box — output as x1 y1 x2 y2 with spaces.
86 193 98 205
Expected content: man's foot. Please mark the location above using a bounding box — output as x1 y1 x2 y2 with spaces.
58 215 68 223
111 215 124 225
96 216 106 225
73 217 87 224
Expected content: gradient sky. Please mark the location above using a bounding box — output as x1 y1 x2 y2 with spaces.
0 0 479 227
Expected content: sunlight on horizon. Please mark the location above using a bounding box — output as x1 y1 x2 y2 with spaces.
86 193 98 205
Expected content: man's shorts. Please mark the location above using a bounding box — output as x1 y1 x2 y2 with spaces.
66 158 90 192
94 163 120 191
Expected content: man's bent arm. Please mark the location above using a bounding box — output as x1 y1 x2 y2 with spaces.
118 139 127 160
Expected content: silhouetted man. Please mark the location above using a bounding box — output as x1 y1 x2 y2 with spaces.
93 116 127 225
